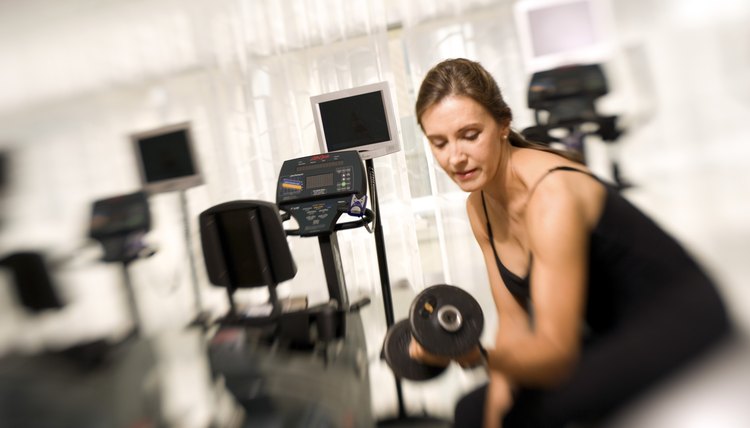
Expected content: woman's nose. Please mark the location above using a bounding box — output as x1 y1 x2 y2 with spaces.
448 141 467 165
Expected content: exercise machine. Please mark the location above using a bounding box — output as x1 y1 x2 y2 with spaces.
0 190 161 427
200 150 374 427
521 63 631 189
89 190 156 334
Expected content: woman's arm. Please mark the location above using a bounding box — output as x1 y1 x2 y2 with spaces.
412 175 594 386
482 174 593 387
409 192 533 367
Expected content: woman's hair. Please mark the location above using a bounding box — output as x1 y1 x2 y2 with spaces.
416 58 581 163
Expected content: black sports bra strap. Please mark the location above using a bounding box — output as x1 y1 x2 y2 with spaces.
480 192 495 243
528 165 600 200
546 165 597 177
479 166 599 304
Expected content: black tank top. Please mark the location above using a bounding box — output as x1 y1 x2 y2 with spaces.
481 166 714 332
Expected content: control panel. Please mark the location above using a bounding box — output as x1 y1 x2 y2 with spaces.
276 151 367 236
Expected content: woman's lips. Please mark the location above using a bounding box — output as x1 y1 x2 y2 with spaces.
454 169 477 181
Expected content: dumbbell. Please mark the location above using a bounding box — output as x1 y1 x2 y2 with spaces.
382 284 484 381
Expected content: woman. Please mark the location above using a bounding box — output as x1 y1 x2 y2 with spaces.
410 58 731 427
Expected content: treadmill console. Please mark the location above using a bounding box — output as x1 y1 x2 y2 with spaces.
89 191 151 263
276 151 366 236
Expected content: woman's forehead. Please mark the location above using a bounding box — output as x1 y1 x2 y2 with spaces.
422 95 494 131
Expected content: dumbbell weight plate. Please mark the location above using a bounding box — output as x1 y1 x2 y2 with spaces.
383 319 448 381
409 284 484 358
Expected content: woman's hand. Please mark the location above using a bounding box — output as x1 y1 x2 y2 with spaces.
408 338 485 368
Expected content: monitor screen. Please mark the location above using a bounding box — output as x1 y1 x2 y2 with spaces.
89 191 150 238
131 122 203 194
311 81 401 160
514 0 613 72
528 0 596 58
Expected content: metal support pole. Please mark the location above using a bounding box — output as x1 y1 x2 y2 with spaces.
366 158 406 419
121 262 141 335
179 190 203 316
318 232 349 309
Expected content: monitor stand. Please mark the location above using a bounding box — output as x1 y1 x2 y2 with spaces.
178 189 206 323
366 159 450 426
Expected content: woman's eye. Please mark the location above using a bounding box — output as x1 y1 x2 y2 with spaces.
432 140 447 148
464 131 479 140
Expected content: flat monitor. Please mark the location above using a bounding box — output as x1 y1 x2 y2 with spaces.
311 81 401 160
514 0 614 72
89 191 151 240
130 122 203 194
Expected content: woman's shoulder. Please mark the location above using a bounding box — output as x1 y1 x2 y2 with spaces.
513 148 586 182
515 149 606 229
466 192 490 241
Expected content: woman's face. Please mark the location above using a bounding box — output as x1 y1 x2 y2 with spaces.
421 95 508 192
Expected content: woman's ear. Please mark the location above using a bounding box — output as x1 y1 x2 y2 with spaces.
501 122 511 140
500 118 512 135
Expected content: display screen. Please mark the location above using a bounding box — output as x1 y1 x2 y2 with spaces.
137 129 197 183
319 91 390 151
89 192 149 237
306 173 334 189
528 0 596 58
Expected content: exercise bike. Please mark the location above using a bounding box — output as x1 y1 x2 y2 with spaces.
199 150 374 427
0 191 162 427
521 63 631 190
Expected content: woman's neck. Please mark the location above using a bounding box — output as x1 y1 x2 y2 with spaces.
484 146 529 214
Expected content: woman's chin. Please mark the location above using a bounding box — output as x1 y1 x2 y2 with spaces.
454 178 482 193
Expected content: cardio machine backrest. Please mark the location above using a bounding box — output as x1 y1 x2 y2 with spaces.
0 252 63 312
199 200 296 289
526 63 609 126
